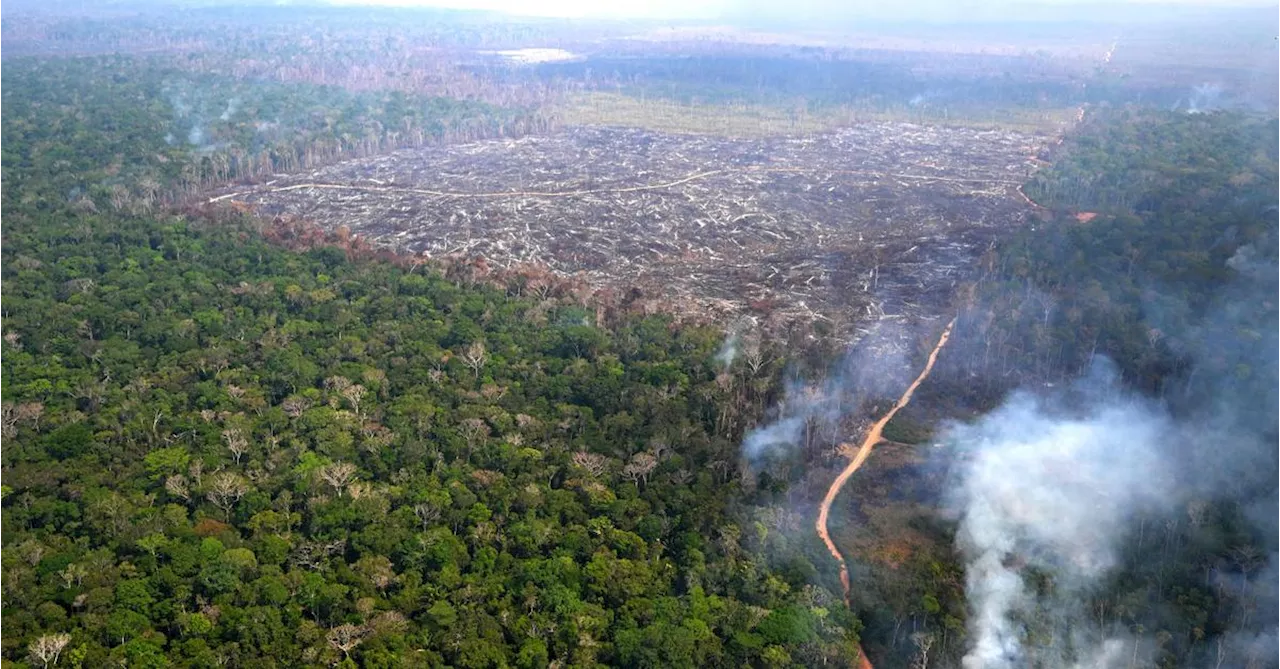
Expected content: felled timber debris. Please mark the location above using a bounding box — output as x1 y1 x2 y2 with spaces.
209 123 1046 340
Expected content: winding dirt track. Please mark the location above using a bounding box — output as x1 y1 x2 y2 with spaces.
815 318 955 669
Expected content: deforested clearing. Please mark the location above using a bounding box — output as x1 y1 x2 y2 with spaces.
214 122 1046 336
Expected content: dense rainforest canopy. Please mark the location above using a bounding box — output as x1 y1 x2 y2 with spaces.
2 40 1277 669
0 56 860 668
969 108 1278 397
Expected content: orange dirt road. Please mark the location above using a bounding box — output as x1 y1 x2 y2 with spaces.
815 318 955 669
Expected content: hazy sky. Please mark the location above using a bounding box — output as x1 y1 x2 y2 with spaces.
329 0 1275 20
330 0 720 18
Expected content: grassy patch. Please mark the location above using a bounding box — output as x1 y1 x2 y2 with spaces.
880 414 933 445
556 92 1078 136
555 92 843 137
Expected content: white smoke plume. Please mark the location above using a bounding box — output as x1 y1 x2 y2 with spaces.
741 381 845 464
944 361 1175 669
941 234 1279 668
742 414 809 462
715 316 756 371
1183 83 1225 114
715 331 741 370
219 97 241 122
740 320 912 464
164 83 237 150
909 89 943 108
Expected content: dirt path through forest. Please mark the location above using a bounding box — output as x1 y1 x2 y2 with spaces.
815 318 955 669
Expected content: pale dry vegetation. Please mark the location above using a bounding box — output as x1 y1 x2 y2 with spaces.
556 92 848 137
557 92 1080 137
214 122 1046 337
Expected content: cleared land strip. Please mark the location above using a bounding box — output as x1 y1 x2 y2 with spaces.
208 166 1024 204
204 125 1038 335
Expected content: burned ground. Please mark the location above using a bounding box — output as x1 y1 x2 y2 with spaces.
212 123 1047 337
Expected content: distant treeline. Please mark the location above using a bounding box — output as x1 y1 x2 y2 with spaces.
1 57 550 208
944 108 1277 398
530 51 1259 123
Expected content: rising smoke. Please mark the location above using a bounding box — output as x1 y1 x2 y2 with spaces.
219 97 241 122
1178 83 1226 114
163 81 246 152
944 360 1174 669
715 316 757 371
715 331 742 371
740 320 913 464
943 243 1278 669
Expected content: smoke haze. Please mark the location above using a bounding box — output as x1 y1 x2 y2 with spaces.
943 245 1278 668
944 361 1173 668
329 0 1278 23
740 321 915 464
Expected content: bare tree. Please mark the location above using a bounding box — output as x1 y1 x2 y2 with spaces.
743 333 768 376
72 194 98 214
2 401 44 438
623 452 658 488
515 413 540 430
165 474 191 501
319 461 358 497
355 555 397 592
911 632 935 669
281 396 312 419
462 341 488 379
527 276 554 300
290 538 346 570
324 375 353 394
19 401 43 431
648 438 670 461
28 634 71 669
222 427 249 465
189 458 205 489
16 539 45 567
572 451 610 478
340 383 367 418
138 177 161 212
206 472 249 518
1 402 21 438
1187 499 1209 528
59 563 88 589
327 623 368 660
1232 544 1264 573
413 502 441 531
347 481 374 500
459 418 490 462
